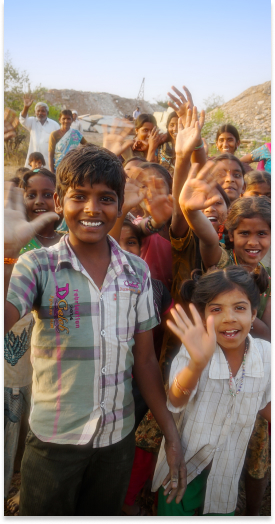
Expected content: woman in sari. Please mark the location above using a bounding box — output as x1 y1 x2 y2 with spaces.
48 109 87 173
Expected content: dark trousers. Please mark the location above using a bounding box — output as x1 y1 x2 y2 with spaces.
20 428 135 516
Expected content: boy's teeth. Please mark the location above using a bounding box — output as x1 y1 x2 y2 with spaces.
246 250 260 253
34 209 46 212
80 220 102 227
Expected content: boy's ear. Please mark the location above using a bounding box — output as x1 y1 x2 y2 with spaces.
54 192 63 215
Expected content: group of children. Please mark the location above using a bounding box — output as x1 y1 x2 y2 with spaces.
4 85 271 516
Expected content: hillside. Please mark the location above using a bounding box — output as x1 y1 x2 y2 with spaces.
44 89 164 118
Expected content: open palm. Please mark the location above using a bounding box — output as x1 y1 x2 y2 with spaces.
179 162 219 212
103 119 134 156
4 183 58 256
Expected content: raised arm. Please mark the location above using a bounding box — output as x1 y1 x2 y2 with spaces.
4 183 58 333
108 178 146 242
239 153 253 164
167 303 216 408
20 95 34 122
171 107 205 238
179 162 223 268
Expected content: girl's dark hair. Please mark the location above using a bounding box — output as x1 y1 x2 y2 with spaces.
215 182 231 208
56 143 126 209
59 109 73 120
216 124 240 143
214 153 245 176
123 156 146 167
19 168 56 189
28 152 46 166
140 162 172 193
181 265 269 313
244 170 271 190
224 196 271 249
135 113 157 130
122 218 143 247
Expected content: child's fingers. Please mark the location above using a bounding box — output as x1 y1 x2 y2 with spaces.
185 108 192 128
101 124 108 137
204 194 224 208
167 91 181 107
174 303 193 327
206 314 216 342
196 161 215 182
171 305 191 330
191 106 198 127
178 117 184 132
167 100 178 113
182 86 193 106
166 319 186 342
188 303 203 328
171 86 187 104
199 109 205 129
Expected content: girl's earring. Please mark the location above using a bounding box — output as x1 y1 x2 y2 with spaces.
251 323 254 330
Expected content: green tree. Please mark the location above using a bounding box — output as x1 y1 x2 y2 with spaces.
203 93 224 113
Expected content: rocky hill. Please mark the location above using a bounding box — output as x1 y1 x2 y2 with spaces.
44 89 164 118
204 81 271 145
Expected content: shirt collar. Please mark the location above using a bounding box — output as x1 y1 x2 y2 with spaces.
35 117 48 124
55 234 136 277
209 334 264 380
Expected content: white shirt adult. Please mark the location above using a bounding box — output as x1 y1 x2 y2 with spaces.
19 98 59 169
71 111 83 133
133 109 141 120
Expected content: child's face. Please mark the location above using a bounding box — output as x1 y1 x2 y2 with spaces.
124 160 144 178
119 226 141 256
24 175 55 221
136 122 154 142
202 187 228 232
204 288 256 352
168 117 178 142
229 216 271 268
243 183 271 200
216 132 239 154
30 159 43 170
213 160 245 202
54 181 121 247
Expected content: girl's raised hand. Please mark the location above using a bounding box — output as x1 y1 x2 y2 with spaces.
4 182 59 257
102 119 134 156
179 161 220 213
123 178 147 212
167 85 194 127
147 126 168 150
175 107 205 157
144 176 174 225
167 303 216 371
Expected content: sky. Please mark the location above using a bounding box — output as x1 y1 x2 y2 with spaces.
4 0 271 110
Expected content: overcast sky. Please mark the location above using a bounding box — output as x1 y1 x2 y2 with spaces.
4 0 271 110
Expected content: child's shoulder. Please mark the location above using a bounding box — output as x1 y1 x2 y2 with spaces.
109 236 150 276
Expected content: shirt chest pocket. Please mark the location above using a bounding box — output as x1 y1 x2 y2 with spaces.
116 290 139 342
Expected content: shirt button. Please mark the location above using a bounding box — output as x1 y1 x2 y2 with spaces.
227 413 231 418
100 295 103 301
196 467 201 474
216 447 220 451
101 367 106 374
101 330 105 337
100 402 105 408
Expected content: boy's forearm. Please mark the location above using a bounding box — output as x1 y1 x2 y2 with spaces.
108 207 129 242
146 147 157 162
171 155 191 237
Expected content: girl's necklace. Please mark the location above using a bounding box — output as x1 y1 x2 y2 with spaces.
225 337 249 397
36 232 58 239
231 249 266 271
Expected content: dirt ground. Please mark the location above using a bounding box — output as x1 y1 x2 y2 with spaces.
4 444 271 516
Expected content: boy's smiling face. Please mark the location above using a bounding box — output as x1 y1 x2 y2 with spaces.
54 181 121 247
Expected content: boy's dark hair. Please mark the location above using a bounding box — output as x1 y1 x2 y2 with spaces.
15 167 30 177
140 162 172 193
224 196 271 249
28 152 46 166
214 153 245 177
122 218 143 247
59 109 73 120
19 168 56 190
135 113 157 130
56 144 126 209
216 124 240 144
244 170 271 190
181 265 269 314
123 156 145 167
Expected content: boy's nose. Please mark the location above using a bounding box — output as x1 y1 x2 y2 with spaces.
84 199 100 214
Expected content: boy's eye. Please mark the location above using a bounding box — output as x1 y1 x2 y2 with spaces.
44 193 54 198
101 196 115 202
233 173 241 178
26 193 35 199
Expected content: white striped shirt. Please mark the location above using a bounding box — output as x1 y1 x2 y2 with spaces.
152 335 271 514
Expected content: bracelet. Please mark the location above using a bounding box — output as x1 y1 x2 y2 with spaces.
194 141 204 150
174 377 191 396
4 257 18 265
145 216 162 233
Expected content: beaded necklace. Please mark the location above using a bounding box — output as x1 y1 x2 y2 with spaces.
225 337 249 397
